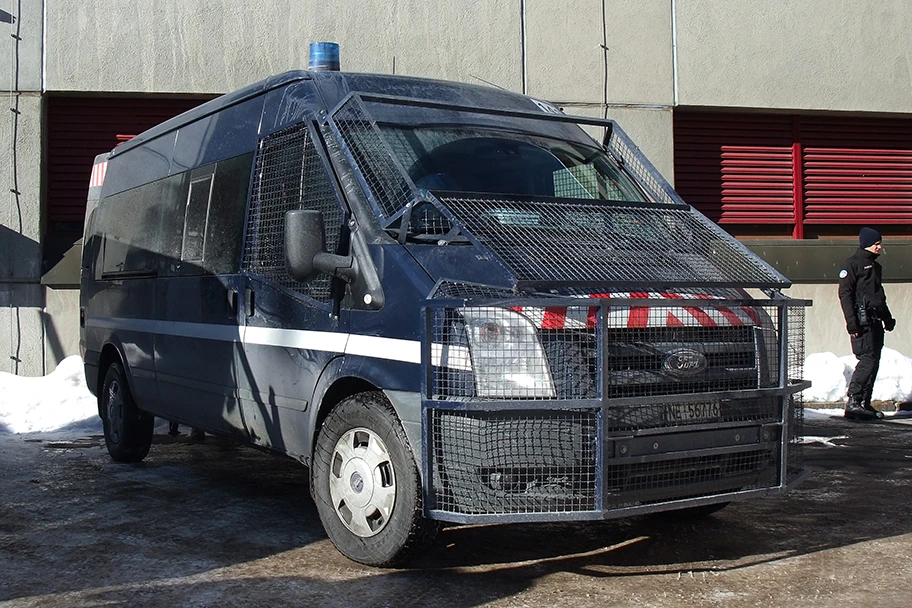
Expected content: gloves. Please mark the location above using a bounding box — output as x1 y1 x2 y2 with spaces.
884 318 896 332
846 320 860 335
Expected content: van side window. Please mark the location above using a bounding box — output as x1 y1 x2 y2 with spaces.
181 174 214 262
243 123 344 303
204 153 253 274
95 175 183 277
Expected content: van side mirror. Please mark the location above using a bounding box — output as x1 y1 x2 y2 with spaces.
285 210 356 283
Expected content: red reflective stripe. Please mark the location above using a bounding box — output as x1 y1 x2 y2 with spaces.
89 161 107 188
661 291 716 327
686 305 716 327
696 294 743 325
542 307 567 330
628 292 649 328
741 306 761 324
666 311 684 327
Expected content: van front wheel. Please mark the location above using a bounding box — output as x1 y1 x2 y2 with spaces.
100 362 154 462
312 392 440 566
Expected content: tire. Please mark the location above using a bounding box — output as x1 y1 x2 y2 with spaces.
312 392 440 567
100 361 154 463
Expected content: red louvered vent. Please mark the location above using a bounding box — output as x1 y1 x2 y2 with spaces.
46 95 213 234
674 113 795 224
675 110 912 239
44 94 215 270
801 117 912 225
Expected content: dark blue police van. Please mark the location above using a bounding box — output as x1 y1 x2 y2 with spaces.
80 44 810 566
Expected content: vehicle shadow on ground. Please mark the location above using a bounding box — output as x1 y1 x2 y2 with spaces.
4 419 910 607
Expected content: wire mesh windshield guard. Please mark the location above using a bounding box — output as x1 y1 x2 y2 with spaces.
435 193 787 289
423 296 810 518
327 94 419 220
327 93 789 289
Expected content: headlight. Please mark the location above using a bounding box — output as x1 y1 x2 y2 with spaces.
462 308 555 398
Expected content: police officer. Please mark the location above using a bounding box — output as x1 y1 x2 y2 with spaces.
838 227 895 420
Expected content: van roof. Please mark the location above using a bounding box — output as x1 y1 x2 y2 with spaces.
110 70 548 158
110 71 312 157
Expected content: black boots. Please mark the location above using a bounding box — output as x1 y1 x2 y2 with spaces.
844 397 879 420
863 398 885 419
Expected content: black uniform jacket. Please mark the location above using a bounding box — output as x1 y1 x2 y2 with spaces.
838 248 893 334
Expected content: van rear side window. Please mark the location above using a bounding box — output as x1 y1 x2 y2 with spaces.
182 175 214 262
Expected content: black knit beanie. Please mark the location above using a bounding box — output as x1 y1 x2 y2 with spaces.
859 227 882 249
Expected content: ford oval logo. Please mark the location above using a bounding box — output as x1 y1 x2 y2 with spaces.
663 348 708 378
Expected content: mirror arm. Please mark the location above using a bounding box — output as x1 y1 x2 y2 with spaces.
313 252 357 283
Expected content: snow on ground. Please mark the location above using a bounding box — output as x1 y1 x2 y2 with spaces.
0 356 101 434
803 347 912 404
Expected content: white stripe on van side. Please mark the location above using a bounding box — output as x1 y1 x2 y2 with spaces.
430 343 472 371
86 317 427 365
345 334 422 364
242 325 349 353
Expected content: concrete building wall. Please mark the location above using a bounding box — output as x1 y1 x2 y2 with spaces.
675 0 912 112
786 282 912 358
0 0 42 92
2 0 44 376
45 0 522 93
2 90 44 376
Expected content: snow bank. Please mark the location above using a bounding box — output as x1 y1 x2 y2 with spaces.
803 347 912 403
0 356 101 434
803 353 847 402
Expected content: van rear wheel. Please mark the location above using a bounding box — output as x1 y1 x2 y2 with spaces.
100 362 154 462
312 392 440 567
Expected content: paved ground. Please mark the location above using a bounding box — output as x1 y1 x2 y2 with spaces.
1 412 910 608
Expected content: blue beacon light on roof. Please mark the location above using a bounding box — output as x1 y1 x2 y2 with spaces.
308 42 341 71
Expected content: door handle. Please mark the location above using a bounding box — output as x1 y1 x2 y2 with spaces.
227 289 238 315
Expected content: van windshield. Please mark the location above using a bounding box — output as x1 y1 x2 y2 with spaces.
378 126 648 203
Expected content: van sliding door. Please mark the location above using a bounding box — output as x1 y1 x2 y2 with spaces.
154 163 248 437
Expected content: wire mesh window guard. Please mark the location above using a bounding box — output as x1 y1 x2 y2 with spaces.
434 194 783 287
330 97 415 219
242 123 344 302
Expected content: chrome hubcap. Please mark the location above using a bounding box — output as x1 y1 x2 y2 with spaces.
328 428 396 538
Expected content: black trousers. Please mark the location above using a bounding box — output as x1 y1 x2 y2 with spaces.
847 322 885 404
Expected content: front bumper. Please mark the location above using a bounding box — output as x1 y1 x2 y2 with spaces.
423 382 808 523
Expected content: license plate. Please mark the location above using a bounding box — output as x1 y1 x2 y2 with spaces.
664 401 721 423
